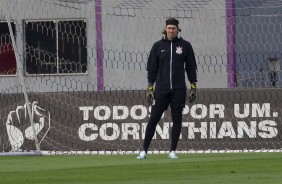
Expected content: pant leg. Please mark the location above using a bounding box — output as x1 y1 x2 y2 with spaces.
170 88 186 151
143 89 170 152
170 107 183 151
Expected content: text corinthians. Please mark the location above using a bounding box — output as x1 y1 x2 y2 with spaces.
78 103 279 141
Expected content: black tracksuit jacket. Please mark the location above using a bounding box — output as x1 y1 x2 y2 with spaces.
147 36 197 90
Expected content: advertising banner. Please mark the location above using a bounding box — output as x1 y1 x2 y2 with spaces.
0 89 282 152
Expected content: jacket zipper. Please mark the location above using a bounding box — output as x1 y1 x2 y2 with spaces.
170 41 172 89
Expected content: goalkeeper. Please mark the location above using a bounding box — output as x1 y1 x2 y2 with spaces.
137 18 198 159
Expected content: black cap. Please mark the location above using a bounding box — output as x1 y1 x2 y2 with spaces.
166 18 179 27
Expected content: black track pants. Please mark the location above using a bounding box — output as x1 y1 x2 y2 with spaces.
143 88 186 152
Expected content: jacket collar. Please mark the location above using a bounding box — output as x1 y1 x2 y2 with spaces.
162 35 181 42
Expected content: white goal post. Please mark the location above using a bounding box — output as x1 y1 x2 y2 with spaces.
0 0 282 156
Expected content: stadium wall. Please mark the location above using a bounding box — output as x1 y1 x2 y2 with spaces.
234 0 282 87
0 0 97 93
0 0 228 93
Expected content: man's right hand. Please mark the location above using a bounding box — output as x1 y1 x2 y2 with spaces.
146 85 154 105
188 83 198 103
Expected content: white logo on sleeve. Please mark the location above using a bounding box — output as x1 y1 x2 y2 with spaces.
176 46 183 54
161 50 166 52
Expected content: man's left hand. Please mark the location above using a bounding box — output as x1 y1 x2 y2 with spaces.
146 85 154 105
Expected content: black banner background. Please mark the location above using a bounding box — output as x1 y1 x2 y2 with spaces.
0 88 282 152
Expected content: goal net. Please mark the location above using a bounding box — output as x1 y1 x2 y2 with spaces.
0 0 282 155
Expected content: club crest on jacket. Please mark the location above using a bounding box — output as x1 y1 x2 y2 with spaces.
176 46 183 54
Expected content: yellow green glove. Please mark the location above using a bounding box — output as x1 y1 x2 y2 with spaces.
188 83 198 103
146 85 154 105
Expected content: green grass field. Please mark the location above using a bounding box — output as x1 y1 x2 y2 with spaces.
0 152 281 184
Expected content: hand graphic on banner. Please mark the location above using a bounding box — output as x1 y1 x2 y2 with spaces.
5 101 50 151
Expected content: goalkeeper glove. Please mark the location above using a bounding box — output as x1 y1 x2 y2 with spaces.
188 83 198 103
146 85 154 105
